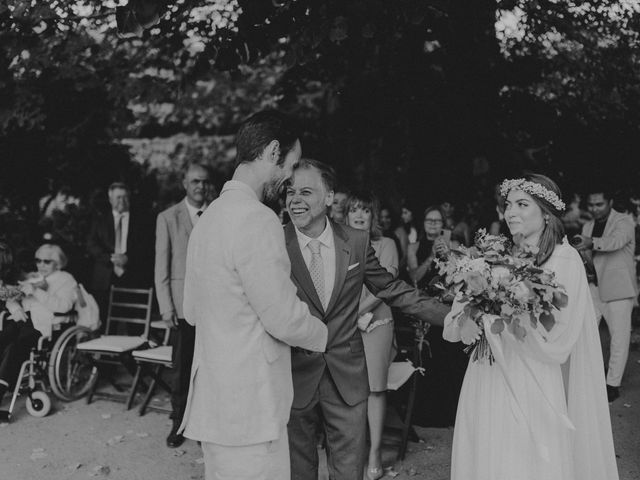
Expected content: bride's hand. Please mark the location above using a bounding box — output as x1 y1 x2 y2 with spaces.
459 319 481 345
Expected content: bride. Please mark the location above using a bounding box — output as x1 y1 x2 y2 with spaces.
444 174 618 480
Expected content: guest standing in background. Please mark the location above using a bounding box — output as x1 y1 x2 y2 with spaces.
400 204 419 244
329 187 349 225
345 191 399 480
574 188 637 402
155 162 212 448
87 182 153 320
380 205 408 272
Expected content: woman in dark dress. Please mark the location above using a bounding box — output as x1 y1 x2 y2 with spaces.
403 206 468 427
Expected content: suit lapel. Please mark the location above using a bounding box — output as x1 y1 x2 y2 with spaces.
603 209 617 237
178 201 193 236
284 223 325 315
325 222 351 316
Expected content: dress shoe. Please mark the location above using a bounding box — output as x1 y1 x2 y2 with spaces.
606 385 620 403
166 421 185 448
365 465 384 480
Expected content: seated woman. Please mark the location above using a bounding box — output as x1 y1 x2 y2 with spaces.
0 243 39 405
20 244 78 339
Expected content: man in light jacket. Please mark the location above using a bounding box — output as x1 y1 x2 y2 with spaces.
155 162 212 448
576 190 637 402
179 111 327 480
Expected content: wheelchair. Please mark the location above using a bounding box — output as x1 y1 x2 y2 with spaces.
0 321 98 421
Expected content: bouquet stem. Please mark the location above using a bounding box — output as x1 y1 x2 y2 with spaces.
463 327 494 364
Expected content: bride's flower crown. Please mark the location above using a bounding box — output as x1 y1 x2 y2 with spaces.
499 178 566 212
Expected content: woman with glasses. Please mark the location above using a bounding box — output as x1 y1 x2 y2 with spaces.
20 244 78 339
405 206 468 428
407 206 452 290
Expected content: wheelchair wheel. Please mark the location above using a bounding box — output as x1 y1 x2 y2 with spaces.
26 391 51 417
48 325 98 401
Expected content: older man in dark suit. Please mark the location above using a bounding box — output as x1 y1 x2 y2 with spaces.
284 159 450 480
155 163 212 448
87 182 153 319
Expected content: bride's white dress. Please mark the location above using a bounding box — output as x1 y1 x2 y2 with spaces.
444 240 619 480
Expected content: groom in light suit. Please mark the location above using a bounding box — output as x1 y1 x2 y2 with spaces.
155 162 212 448
179 111 327 480
284 159 450 480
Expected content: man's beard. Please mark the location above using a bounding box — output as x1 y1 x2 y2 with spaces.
263 176 283 204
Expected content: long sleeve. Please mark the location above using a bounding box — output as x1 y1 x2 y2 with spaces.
359 238 399 315
511 246 590 366
31 273 77 314
234 211 327 352
154 212 174 315
363 238 450 327
592 214 634 252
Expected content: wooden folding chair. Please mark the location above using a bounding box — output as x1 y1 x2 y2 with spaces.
387 319 426 461
76 286 153 406
126 320 173 414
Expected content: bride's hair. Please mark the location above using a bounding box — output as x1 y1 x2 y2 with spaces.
523 173 565 265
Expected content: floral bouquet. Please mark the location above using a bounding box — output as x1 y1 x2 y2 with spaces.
435 229 568 363
0 283 23 303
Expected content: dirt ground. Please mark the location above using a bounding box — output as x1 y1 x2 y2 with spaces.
1 347 639 480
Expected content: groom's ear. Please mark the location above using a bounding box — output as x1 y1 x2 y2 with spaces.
262 140 280 165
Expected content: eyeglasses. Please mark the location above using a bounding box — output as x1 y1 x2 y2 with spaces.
35 258 54 265
424 219 443 224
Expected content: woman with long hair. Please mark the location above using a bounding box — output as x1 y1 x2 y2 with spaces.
444 174 618 480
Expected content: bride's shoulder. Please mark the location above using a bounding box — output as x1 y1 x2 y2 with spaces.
551 238 582 265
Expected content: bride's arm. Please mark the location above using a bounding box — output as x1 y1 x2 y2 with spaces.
510 247 589 365
442 297 465 342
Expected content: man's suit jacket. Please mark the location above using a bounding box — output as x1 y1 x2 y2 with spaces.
582 209 637 302
87 210 153 292
285 221 449 409
178 180 327 446
155 200 193 318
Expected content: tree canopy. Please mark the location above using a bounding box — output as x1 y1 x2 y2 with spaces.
2 0 640 214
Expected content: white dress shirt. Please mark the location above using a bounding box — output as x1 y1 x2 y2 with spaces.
184 198 206 226
294 218 336 309
112 210 129 253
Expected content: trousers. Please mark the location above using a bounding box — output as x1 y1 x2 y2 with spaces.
589 284 633 387
201 426 290 480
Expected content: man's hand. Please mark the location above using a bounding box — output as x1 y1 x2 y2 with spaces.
110 253 129 268
571 235 593 251
161 311 179 329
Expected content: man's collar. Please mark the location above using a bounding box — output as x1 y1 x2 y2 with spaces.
184 197 206 215
294 217 334 250
112 210 129 218
220 180 258 201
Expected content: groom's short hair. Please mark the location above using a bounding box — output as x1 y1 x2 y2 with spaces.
235 110 299 168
